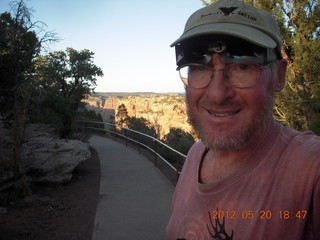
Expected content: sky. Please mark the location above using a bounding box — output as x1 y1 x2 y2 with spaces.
0 0 204 93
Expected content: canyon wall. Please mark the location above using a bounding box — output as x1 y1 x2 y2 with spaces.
83 94 194 139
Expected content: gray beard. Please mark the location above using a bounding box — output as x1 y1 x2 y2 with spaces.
186 94 274 152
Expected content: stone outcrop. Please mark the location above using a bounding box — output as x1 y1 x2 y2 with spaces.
22 137 90 183
0 124 91 189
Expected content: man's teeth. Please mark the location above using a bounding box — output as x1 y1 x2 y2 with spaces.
209 110 239 117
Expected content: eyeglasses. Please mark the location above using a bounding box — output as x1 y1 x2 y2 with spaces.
178 62 271 89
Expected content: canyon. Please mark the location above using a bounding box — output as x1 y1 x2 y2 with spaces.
83 93 194 139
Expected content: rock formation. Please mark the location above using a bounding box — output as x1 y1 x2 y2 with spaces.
0 124 91 191
22 137 90 183
83 94 194 139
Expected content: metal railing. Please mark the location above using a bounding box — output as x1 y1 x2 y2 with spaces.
77 120 186 185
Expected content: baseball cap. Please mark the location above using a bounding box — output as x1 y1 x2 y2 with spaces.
171 0 283 58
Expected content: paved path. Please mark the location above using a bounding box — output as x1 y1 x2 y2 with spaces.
89 135 174 240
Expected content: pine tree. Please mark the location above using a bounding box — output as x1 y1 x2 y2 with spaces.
116 104 129 126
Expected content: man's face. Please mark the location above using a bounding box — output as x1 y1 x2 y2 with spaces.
186 54 279 152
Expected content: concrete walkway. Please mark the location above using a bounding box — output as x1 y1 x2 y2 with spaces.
89 135 174 240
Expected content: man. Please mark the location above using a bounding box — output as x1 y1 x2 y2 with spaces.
166 0 320 239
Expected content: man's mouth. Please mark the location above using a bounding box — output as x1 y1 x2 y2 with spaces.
208 110 241 117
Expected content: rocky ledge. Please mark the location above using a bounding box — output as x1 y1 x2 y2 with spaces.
0 124 91 192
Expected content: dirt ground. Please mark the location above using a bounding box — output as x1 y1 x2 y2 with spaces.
0 147 101 240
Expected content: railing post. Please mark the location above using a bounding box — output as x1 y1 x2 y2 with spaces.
113 125 117 141
125 128 128 147
154 140 158 167
138 133 141 154
176 156 180 183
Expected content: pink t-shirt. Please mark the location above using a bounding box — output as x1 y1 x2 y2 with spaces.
167 124 320 240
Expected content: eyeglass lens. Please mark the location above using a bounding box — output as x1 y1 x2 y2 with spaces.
179 63 262 89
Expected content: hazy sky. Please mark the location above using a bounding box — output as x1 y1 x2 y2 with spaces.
0 0 204 93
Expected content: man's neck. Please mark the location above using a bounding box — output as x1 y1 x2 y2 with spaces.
199 120 280 184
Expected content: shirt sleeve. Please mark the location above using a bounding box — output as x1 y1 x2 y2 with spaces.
312 164 320 239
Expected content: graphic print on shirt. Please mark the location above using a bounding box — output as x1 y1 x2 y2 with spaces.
207 211 234 240
176 210 234 240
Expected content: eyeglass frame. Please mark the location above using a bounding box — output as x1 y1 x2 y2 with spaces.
178 61 273 89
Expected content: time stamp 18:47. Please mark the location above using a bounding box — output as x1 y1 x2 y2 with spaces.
211 210 308 220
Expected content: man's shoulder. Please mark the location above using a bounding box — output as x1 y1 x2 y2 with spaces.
182 142 206 168
283 127 320 150
188 141 206 153
281 126 320 163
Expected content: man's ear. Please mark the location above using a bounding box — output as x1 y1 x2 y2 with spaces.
274 59 287 92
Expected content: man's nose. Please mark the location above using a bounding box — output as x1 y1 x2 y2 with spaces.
204 54 235 104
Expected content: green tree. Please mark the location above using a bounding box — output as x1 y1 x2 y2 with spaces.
79 108 103 122
164 128 195 155
0 0 57 179
34 48 103 138
116 104 129 126
272 0 320 134
124 116 157 137
120 116 157 150
201 0 320 134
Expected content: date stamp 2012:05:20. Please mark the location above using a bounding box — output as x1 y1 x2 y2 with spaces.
211 210 308 220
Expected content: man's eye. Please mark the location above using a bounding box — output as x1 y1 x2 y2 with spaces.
239 64 249 70
190 65 207 71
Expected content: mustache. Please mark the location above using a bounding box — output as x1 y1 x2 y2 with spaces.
199 98 245 110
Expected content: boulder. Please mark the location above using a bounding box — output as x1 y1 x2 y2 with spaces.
0 123 91 189
22 137 91 183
